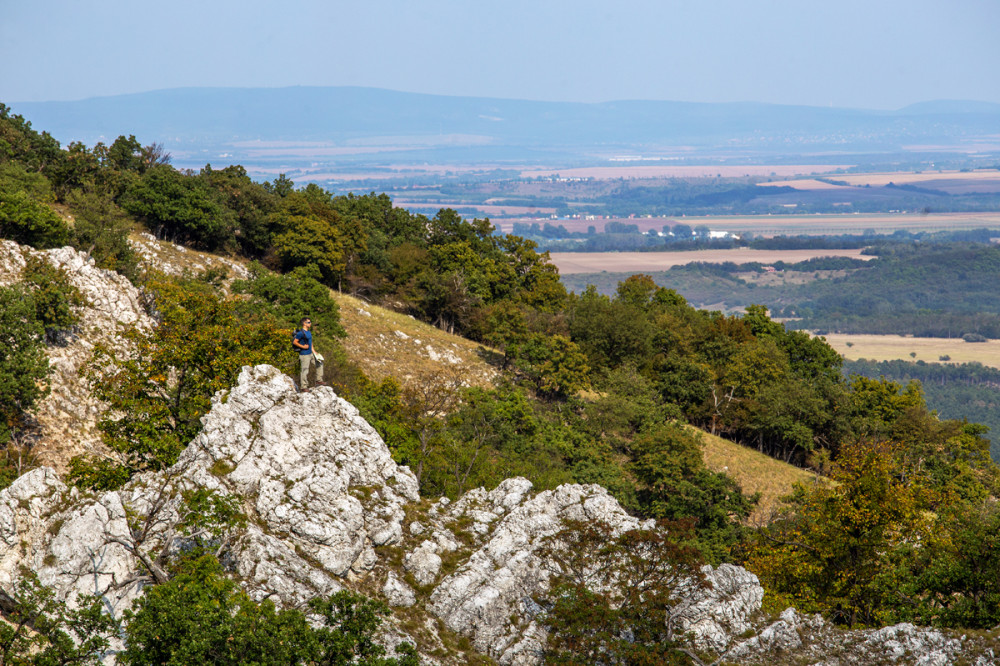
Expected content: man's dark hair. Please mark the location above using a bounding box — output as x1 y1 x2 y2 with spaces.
299 317 310 328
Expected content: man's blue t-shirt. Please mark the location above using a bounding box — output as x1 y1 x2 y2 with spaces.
294 329 313 355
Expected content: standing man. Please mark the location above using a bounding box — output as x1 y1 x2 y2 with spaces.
293 317 324 391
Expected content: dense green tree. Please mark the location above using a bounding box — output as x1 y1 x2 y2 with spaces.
567 286 652 369
200 164 279 258
536 520 708 665
65 188 139 276
272 214 346 285
907 499 1000 628
0 103 64 174
0 162 54 201
46 141 101 196
631 423 757 562
121 165 236 250
0 284 49 488
744 439 934 626
20 253 86 341
232 262 346 341
120 555 415 666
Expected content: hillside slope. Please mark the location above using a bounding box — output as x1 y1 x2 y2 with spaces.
333 285 819 523
14 234 810 521
696 427 824 523
333 291 498 390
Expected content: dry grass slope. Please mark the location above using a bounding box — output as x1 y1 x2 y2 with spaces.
694 426 825 524
333 292 499 390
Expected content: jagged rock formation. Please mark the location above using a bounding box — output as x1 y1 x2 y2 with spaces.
2 364 997 665
129 233 250 281
0 241 151 471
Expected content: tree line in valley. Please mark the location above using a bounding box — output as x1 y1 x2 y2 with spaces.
4 103 1000 661
433 172 1000 222
843 358 1000 460
564 243 1000 339
523 224 1000 253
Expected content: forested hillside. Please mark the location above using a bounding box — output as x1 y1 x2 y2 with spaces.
4 103 1000 661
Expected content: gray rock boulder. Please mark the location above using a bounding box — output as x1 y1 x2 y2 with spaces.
0 364 418 622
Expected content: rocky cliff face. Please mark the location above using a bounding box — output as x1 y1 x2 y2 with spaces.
0 241 151 472
2 363 997 665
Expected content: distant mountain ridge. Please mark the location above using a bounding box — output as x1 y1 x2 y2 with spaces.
9 86 1000 163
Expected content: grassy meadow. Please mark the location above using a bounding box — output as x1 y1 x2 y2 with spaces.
822 333 1000 369
333 291 499 390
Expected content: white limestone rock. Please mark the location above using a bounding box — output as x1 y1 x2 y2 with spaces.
0 364 419 619
1 356 998 665
383 571 417 607
428 482 647 665
405 540 443 586
679 563 766 652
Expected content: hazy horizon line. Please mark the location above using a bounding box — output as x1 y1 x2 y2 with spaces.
12 85 1000 114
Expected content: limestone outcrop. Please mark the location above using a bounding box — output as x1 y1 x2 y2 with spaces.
0 241 151 472
2 363 997 664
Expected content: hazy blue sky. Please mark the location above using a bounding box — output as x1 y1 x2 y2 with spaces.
3 0 998 109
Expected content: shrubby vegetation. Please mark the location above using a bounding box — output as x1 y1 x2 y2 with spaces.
0 568 116 665
0 254 82 489
69 277 292 489
121 555 417 666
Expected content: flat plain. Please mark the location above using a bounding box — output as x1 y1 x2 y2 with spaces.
549 248 875 274
518 164 852 179
822 333 1000 369
495 211 1000 235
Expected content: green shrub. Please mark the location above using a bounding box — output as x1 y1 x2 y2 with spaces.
0 189 70 249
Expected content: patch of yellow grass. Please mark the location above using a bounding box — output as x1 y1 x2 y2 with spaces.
693 426 824 524
823 333 1000 369
834 170 1000 187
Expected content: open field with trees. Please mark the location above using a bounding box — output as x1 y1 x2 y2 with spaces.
825 334 1000 368
495 211 1000 236
551 248 873 274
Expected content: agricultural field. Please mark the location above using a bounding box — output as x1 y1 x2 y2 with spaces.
760 169 1000 193
518 164 851 180
496 211 1000 236
549 248 874 274
822 333 1000 369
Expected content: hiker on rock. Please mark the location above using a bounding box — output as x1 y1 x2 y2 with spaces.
293 317 324 391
